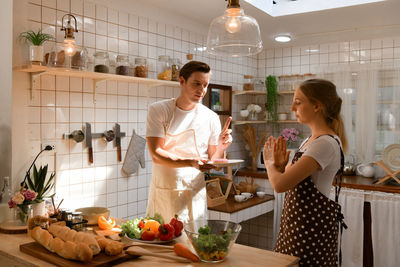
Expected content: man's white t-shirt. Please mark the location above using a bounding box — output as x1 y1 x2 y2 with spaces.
298 135 342 198
146 99 221 159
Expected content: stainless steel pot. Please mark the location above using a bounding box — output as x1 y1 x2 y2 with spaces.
343 154 356 176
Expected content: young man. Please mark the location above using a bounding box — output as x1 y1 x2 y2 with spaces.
145 61 232 222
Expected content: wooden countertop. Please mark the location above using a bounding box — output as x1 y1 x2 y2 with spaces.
0 232 299 267
334 175 400 194
235 168 400 194
208 194 274 213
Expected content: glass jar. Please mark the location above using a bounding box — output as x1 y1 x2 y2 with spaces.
243 75 254 91
71 47 88 70
157 55 172 80
134 57 148 78
116 55 130 76
94 51 110 73
171 58 181 81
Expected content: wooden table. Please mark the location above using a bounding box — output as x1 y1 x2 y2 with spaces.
0 232 299 267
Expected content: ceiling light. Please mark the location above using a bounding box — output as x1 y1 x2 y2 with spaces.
274 35 291 42
207 0 263 57
60 14 78 57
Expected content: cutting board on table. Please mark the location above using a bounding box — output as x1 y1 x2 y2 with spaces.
20 242 139 267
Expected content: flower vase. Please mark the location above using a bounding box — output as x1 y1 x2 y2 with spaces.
30 201 46 217
14 205 29 225
29 45 44 65
249 111 258 121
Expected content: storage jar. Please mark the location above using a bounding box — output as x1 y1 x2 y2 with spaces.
94 52 110 73
157 55 172 80
134 57 148 78
243 75 254 91
116 55 130 75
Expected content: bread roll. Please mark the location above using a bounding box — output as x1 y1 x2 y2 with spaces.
31 227 93 262
48 224 101 255
94 235 123 256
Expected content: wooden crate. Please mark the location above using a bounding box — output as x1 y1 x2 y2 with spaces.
205 176 232 207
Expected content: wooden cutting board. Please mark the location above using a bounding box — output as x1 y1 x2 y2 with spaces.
20 242 139 267
0 220 27 234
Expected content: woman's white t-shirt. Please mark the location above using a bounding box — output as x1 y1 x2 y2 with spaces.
298 135 342 198
146 99 221 158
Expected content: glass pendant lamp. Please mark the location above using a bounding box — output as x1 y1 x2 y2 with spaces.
206 0 263 57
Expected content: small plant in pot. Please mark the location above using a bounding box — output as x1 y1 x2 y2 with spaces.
19 29 54 65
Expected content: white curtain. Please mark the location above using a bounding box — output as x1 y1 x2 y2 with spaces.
272 191 285 247
330 188 365 267
370 192 400 267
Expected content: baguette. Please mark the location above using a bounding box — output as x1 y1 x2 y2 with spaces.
48 224 101 255
94 236 124 256
31 227 93 262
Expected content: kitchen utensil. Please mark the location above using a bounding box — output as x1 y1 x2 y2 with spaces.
84 123 93 164
357 163 375 178
75 207 110 226
343 154 356 176
63 130 84 143
125 246 190 263
241 192 253 200
122 129 146 175
114 123 126 162
103 130 115 142
382 144 400 169
234 195 246 202
124 241 174 250
184 220 242 263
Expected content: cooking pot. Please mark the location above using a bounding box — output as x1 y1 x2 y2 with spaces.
343 154 356 176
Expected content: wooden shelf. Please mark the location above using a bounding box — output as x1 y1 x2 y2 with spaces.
14 65 180 87
232 120 267 125
277 120 298 123
208 194 274 213
278 90 295 95
233 90 266 96
214 111 231 115
278 73 315 79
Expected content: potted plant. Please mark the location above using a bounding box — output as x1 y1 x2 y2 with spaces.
265 75 278 122
19 29 54 65
8 164 55 225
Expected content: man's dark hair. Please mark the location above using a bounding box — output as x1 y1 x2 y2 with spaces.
179 61 210 81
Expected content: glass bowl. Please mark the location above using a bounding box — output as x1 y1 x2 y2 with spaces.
184 219 241 263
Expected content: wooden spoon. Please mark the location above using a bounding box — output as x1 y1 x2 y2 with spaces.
125 246 190 263
124 241 174 250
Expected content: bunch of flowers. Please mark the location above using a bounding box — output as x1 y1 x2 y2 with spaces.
281 128 303 146
246 104 262 113
8 188 39 223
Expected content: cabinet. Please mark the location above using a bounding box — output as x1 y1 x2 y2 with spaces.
203 83 232 127
232 90 267 126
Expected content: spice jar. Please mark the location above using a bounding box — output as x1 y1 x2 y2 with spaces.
115 55 130 75
157 55 172 80
94 51 110 73
171 58 181 81
134 57 148 78
243 75 254 91
71 211 83 230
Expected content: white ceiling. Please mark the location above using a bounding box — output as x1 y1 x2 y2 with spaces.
136 0 400 48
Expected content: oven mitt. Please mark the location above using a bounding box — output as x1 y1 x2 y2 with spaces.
122 129 146 175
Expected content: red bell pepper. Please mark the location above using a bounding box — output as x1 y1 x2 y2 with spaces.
158 223 175 241
169 215 183 237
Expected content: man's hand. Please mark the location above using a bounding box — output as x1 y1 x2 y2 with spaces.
217 117 233 151
188 158 216 172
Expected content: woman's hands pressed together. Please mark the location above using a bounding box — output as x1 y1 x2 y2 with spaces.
263 136 291 173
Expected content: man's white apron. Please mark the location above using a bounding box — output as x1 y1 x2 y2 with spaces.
146 100 207 222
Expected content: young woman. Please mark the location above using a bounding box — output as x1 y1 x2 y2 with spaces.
263 79 347 266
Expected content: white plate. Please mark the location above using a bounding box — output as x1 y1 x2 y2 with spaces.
208 159 244 167
383 144 400 169
124 233 175 244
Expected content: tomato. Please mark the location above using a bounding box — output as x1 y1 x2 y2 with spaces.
141 219 160 237
141 230 156 241
98 216 116 230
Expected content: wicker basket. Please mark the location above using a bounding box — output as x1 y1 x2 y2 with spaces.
235 177 258 194
205 176 232 207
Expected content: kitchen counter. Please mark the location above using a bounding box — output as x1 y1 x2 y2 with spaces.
0 232 299 267
334 175 400 194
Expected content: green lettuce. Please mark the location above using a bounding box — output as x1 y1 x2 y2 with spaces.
121 217 143 239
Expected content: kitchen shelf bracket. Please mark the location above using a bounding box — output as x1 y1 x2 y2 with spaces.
29 71 46 101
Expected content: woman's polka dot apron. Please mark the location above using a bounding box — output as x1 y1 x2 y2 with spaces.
275 135 346 267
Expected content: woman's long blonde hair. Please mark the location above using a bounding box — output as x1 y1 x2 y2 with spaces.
299 79 348 153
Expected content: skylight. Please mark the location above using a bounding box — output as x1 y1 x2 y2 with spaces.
244 0 385 17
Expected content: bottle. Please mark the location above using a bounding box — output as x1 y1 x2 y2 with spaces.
171 58 181 81
134 57 148 78
116 55 130 76
243 75 254 91
1 176 12 204
157 55 172 80
93 52 110 73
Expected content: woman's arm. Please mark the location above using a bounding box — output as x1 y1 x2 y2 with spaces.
263 136 320 193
